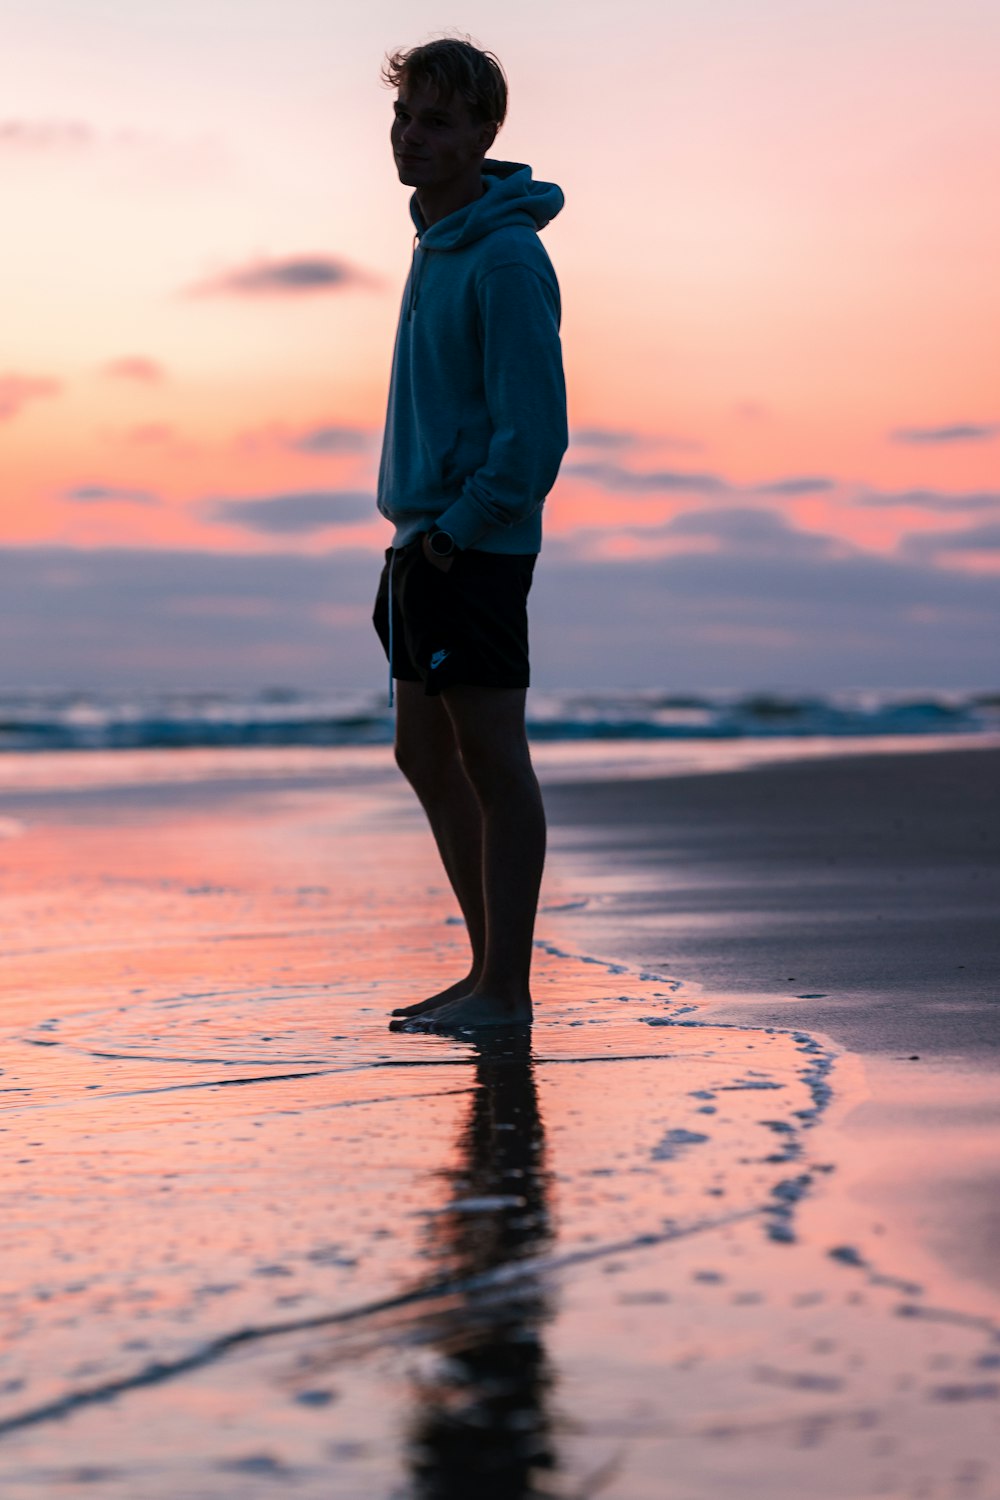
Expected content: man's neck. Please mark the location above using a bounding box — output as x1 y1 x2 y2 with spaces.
416 170 486 230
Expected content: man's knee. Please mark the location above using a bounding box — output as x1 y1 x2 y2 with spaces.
395 731 463 799
394 733 431 787
458 733 534 804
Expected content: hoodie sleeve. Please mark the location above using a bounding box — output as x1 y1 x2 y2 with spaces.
432 261 568 551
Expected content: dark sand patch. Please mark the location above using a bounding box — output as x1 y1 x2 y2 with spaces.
544 745 1000 1059
545 743 1000 1319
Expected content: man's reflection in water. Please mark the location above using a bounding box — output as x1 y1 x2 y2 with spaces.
406 1031 558 1499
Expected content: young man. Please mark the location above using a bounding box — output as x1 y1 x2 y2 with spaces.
372 37 568 1030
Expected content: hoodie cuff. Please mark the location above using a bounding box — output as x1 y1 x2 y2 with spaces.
431 496 495 552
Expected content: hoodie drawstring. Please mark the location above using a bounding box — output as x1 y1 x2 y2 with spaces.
407 234 424 322
387 547 396 708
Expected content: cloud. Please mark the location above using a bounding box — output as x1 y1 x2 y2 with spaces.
0 120 224 176
200 491 373 534
856 486 1000 512
0 546 385 690
569 427 703 455
233 421 374 455
530 547 1000 689
564 460 834 498
548 505 848 566
188 256 374 298
102 356 166 384
0 119 94 150
660 507 838 557
64 485 161 506
2 542 997 693
564 460 729 495
570 428 641 450
900 520 1000 561
290 425 373 454
732 401 770 422
890 422 1000 445
747 476 834 497
0 373 62 423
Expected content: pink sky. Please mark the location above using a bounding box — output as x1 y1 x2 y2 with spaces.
2 0 998 689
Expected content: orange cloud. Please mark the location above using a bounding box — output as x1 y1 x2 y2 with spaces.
0 373 62 423
103 357 166 384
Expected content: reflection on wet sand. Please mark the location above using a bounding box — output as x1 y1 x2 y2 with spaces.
405 1032 558 1499
2 760 998 1498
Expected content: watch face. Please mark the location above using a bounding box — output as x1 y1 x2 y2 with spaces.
430 531 454 556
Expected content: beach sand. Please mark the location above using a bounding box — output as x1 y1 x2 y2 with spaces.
0 740 997 1497
544 745 1000 1315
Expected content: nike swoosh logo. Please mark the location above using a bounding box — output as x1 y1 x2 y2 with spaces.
429 649 450 670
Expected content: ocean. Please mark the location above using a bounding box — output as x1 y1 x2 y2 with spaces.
1 686 997 752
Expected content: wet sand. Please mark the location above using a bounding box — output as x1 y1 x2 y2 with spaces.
0 741 998 1497
544 744 1000 1315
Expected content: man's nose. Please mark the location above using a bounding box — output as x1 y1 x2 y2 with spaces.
400 119 423 147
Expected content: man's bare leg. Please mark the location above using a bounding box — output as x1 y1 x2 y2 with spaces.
390 680 487 1017
394 686 545 1031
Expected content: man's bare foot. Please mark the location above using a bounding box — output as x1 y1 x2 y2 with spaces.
389 990 532 1033
390 973 478 1019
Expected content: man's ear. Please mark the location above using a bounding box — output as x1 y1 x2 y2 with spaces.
479 121 499 155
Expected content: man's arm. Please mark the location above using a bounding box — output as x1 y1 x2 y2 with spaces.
432 261 568 551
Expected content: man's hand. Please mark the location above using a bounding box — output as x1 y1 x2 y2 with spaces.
422 532 454 572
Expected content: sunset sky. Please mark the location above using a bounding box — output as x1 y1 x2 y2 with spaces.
3 0 999 692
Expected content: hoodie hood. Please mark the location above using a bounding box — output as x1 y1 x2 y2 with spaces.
409 159 564 250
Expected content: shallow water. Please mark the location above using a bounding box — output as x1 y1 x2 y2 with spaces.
1 760 998 1497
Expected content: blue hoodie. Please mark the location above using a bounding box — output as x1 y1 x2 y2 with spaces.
376 159 568 554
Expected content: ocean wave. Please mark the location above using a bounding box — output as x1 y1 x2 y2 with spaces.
1 687 998 751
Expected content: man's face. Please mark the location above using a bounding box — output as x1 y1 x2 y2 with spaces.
391 82 493 191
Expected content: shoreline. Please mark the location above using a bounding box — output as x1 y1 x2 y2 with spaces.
3 725 1000 793
543 740 1000 1318
543 741 1000 1059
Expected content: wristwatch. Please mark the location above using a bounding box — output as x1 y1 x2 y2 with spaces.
427 528 457 558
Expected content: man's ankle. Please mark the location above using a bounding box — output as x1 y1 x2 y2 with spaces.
471 984 530 1008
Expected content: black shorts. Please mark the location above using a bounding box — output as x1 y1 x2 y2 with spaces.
372 538 536 694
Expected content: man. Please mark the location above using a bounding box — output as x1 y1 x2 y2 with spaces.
372 37 568 1030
